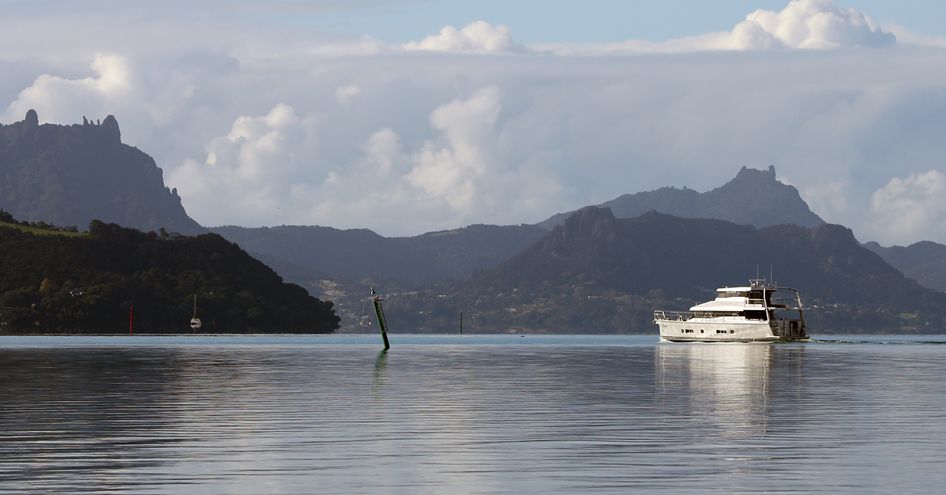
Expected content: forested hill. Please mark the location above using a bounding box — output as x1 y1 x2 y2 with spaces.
0 218 339 334
0 110 202 234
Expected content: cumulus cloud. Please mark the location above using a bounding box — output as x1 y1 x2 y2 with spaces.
166 85 567 232
168 104 317 226
728 0 894 49
406 86 500 212
362 128 405 177
540 0 896 54
868 170 946 245
404 21 523 53
4 54 133 123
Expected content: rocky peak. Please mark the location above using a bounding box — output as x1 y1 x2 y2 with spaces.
101 115 120 143
562 206 616 240
733 164 777 182
24 109 39 128
703 165 824 227
0 112 203 234
539 165 824 230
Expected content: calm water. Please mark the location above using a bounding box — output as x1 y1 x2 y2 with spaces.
2 334 946 494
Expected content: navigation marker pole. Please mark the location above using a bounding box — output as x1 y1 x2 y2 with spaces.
370 287 391 350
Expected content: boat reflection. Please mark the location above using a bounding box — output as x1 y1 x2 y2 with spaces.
655 343 777 438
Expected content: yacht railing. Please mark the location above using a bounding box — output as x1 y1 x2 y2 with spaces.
653 310 693 321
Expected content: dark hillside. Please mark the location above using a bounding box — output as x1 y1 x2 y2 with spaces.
0 220 338 334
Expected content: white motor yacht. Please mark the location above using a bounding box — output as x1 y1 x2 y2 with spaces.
654 279 808 342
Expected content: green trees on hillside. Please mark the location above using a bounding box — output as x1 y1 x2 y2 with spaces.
0 219 339 334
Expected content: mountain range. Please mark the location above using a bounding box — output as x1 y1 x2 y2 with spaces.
2 110 945 333
380 208 945 333
211 164 826 290
537 165 825 229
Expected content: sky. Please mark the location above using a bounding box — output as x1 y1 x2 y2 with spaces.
1 0 945 246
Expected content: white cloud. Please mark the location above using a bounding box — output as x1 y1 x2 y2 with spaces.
539 0 896 54
868 170 946 245
404 21 523 54
729 0 894 49
407 86 500 212
335 84 361 104
4 54 133 123
800 179 850 221
165 85 567 233
363 128 404 177
168 103 316 226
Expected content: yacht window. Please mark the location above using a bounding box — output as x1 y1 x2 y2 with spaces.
745 310 767 320
730 330 735 334
702 311 739 317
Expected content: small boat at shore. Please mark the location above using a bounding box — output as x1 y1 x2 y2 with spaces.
190 294 201 331
654 279 808 342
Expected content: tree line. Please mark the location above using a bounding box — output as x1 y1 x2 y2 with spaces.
0 215 339 334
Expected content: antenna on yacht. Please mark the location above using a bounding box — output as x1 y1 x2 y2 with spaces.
770 265 774 286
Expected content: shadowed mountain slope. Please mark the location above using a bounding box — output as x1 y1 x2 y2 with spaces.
0 110 202 234
865 241 946 292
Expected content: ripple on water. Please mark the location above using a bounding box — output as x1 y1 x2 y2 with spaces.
1 335 945 494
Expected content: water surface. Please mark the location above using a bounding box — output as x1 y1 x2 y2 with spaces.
1 334 945 494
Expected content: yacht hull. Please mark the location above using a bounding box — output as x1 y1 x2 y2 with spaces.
656 319 782 342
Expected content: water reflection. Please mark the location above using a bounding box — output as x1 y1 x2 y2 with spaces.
372 349 388 391
656 343 775 437
0 349 195 493
4 337 946 494
653 342 813 487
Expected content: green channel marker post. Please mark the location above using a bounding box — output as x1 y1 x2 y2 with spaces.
371 288 391 350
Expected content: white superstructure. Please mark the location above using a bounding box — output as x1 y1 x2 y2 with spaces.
654 280 808 342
